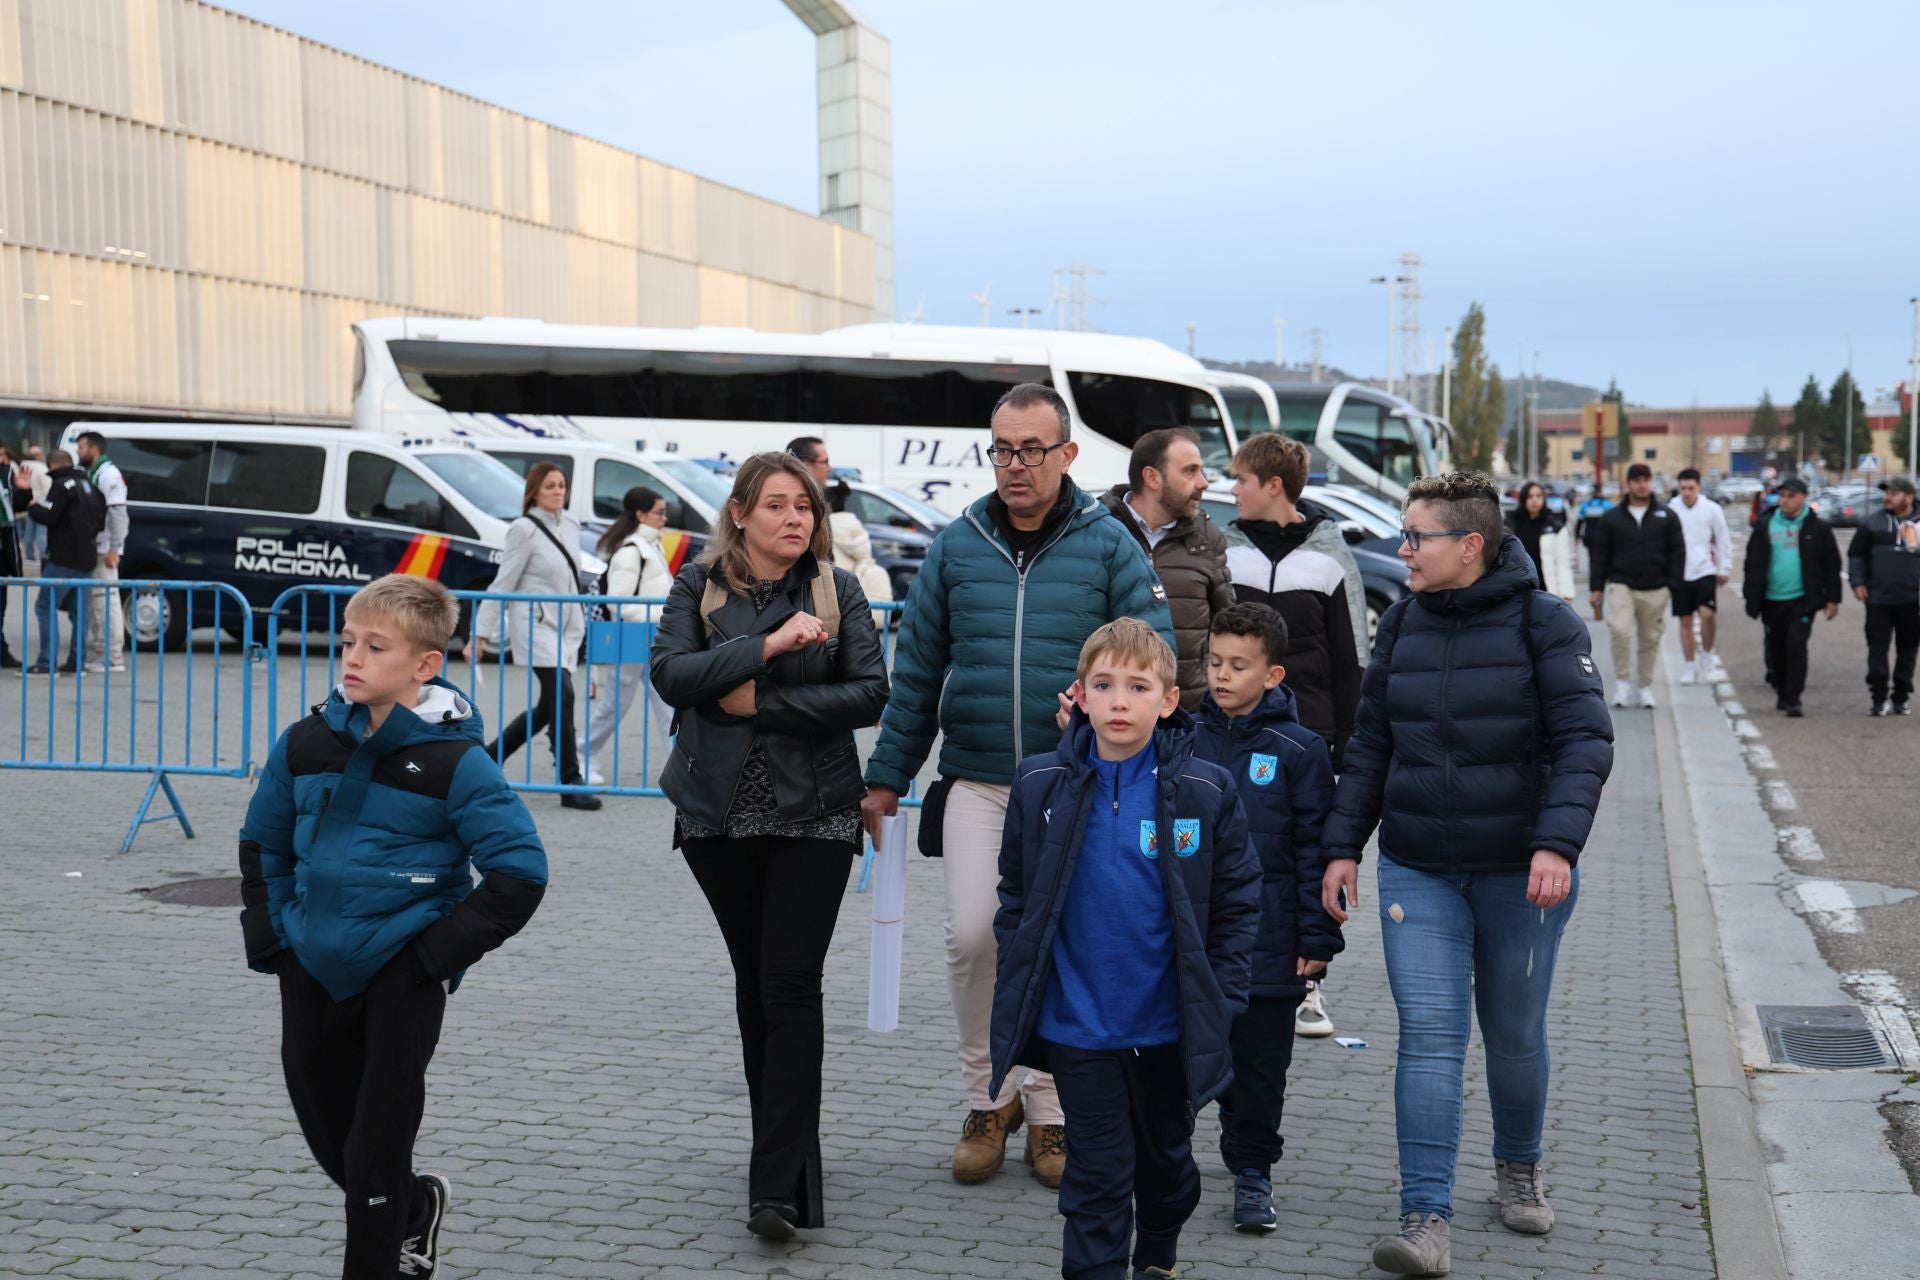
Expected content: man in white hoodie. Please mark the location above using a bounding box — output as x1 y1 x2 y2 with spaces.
1668 468 1732 685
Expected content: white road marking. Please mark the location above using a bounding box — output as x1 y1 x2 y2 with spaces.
1733 719 1761 739
1746 743 1778 770
1766 780 1798 811
1777 826 1823 862
1843 969 1920 1068
1793 880 1862 933
1723 700 1747 717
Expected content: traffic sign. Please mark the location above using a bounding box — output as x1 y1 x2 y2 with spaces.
1762 465 1778 480
1860 454 1881 472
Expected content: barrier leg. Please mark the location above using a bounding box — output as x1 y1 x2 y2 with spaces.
121 768 194 854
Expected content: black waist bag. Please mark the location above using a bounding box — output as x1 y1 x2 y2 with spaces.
917 776 955 858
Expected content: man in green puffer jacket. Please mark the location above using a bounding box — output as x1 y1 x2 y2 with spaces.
861 383 1174 1191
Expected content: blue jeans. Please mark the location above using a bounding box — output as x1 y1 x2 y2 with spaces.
1378 855 1578 1219
35 563 87 667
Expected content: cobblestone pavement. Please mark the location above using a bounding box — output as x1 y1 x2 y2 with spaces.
0 624 1718 1278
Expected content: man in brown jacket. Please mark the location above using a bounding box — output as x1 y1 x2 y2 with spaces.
1100 428 1233 709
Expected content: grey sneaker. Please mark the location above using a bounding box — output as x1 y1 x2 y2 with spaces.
1495 1158 1554 1234
1372 1212 1450 1275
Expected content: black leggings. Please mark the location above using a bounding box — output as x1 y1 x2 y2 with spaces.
683 835 855 1226
487 666 580 783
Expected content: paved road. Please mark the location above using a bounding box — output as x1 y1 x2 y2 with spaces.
1702 522 1920 1033
0 619 1718 1278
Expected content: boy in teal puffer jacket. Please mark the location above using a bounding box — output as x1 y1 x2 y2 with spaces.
238 575 547 1279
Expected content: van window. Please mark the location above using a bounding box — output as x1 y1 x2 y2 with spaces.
208 442 324 514
595 458 709 533
112 437 209 505
346 452 475 539
485 451 575 485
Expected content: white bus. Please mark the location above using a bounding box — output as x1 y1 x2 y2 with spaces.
351 317 1237 513
1202 371 1449 504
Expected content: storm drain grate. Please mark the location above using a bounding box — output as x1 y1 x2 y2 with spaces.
137 877 244 908
1757 1005 1898 1070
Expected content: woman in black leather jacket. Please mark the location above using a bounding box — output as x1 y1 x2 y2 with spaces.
649 451 888 1242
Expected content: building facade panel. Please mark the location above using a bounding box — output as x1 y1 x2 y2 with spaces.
0 0 876 426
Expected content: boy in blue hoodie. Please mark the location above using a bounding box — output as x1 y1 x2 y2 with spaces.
1192 602 1340 1233
238 575 548 1279
992 618 1260 1280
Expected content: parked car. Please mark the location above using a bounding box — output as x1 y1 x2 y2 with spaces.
1713 476 1764 505
1818 485 1884 528
474 440 722 574
833 479 954 598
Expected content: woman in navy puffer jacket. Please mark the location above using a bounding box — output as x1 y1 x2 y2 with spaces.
1321 472 1613 1277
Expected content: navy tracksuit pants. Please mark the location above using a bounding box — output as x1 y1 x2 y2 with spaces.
1045 1040 1200 1280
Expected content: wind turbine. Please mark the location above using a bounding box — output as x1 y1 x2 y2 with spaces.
971 284 992 327
903 294 926 324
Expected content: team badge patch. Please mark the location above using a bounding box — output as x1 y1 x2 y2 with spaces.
1173 818 1201 857
1139 820 1160 860
1249 753 1278 786
1578 654 1597 678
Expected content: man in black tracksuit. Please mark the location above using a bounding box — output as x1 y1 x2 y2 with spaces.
1743 478 1842 716
1847 475 1920 716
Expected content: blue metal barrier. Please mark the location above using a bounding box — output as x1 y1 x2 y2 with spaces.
0 577 257 852
266 584 919 805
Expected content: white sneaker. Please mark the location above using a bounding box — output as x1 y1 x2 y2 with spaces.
1295 986 1334 1038
1612 682 1634 708
1639 685 1658 709
1680 665 1697 686
1704 652 1726 680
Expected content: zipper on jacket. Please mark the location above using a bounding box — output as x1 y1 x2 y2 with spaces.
1439 615 1461 872
1112 768 1120 816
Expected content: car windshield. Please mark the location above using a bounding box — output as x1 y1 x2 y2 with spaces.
648 458 732 515
870 486 951 529
415 450 524 520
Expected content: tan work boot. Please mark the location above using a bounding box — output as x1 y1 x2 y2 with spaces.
1028 1123 1066 1188
952 1096 1024 1183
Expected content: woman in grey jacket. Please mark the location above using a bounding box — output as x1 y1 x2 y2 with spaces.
474 461 598 809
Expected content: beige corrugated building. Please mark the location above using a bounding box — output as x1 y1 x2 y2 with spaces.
0 0 877 437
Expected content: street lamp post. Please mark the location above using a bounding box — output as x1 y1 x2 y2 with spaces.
1909 296 1919 479
1369 274 1409 395
1008 306 1043 330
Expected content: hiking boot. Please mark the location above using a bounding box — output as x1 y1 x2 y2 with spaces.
1372 1212 1450 1275
1295 986 1333 1037
1494 1158 1554 1235
1232 1168 1276 1233
952 1096 1024 1183
1028 1123 1066 1188
399 1173 450 1275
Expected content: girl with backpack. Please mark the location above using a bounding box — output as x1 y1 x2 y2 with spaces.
649 451 888 1243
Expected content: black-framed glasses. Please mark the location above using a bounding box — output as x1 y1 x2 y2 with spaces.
1400 527 1475 551
987 441 1069 468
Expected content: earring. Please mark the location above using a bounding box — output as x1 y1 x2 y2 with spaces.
735 523 744 530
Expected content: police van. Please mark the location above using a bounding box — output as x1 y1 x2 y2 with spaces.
59 423 520 650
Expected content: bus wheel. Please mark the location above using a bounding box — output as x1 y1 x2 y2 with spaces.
127 583 187 652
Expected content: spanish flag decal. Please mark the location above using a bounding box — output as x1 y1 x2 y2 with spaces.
661 530 692 574
395 533 449 578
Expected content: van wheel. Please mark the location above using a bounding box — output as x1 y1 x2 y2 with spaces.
127 582 187 652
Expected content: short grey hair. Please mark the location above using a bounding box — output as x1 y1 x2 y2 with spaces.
1404 470 1504 570
990 382 1070 442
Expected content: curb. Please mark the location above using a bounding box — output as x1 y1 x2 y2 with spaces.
1652 679 1791 1280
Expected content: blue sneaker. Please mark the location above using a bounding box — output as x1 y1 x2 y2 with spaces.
1232 1167 1276 1233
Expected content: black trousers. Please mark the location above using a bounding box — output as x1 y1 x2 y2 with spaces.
488 666 581 783
1216 995 1302 1176
1763 597 1815 705
279 951 446 1280
1864 602 1920 704
0 524 16 655
1046 1040 1200 1280
684 835 855 1226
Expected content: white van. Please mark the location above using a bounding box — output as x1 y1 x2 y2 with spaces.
58 423 517 649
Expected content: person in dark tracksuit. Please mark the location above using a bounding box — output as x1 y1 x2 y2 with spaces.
1190 602 1341 1234
1741 477 1842 717
992 618 1260 1280
1847 475 1920 716
238 575 547 1280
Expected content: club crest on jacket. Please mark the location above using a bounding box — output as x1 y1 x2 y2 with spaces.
1139 820 1159 860
1249 753 1277 786
1173 818 1201 857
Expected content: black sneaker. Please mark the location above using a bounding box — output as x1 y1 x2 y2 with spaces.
1896 702 1913 717
1232 1167 1277 1233
25 662 50 676
747 1200 798 1241
56 661 80 675
1872 701 1890 717
561 791 603 811
399 1173 450 1275
0 649 18 670
1785 704 1805 718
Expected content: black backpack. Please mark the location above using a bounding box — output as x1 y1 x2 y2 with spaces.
69 476 107 543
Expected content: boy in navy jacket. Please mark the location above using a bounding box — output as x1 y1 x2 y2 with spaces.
1192 602 1341 1233
992 618 1260 1280
238 575 547 1279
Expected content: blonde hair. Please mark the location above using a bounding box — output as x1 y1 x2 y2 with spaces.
1230 433 1310 502
698 452 833 593
343 574 461 652
1076 617 1177 690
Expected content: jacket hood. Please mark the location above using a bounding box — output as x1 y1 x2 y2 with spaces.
321 676 485 749
1196 681 1300 734
1053 703 1198 779
1415 531 1537 615
1232 512 1331 562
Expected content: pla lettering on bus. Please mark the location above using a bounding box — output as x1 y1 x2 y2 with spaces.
896 438 988 468
234 536 373 581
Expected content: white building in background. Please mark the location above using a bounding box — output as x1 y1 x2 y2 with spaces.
0 0 879 438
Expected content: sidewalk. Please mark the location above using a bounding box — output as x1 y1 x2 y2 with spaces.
0 626 1718 1278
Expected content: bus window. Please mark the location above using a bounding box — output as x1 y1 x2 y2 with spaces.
208 442 325 514
348 452 473 538
113 437 209 506
1270 394 1325 446
1332 400 1384 472
1219 385 1273 439
1377 415 1421 489
1065 372 1232 471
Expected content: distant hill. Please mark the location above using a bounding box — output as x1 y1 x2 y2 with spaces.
1203 360 1601 430
1502 377 1604 430
1204 358 1364 386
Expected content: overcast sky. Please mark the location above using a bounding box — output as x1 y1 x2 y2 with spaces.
225 0 1920 407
